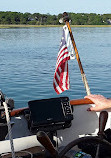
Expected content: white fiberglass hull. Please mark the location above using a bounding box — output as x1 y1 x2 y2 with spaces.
1 103 111 154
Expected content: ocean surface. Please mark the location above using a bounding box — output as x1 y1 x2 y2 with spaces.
0 26 111 108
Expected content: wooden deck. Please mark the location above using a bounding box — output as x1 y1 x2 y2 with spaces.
1 146 45 158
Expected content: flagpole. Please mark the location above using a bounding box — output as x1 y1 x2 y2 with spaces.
62 12 91 95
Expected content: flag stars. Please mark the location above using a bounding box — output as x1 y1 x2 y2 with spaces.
64 26 67 30
60 37 65 46
60 42 62 46
53 26 70 94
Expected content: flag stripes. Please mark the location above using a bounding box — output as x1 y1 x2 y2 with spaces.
53 26 71 94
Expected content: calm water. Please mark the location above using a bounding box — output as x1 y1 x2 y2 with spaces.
0 27 111 108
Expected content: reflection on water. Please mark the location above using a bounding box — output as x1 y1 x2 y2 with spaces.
0 27 111 108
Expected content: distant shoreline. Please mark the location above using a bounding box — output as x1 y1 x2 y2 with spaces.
0 24 111 28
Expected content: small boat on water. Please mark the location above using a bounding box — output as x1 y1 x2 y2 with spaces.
1 90 111 158
1 12 111 158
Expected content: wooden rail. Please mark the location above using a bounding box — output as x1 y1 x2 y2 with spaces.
10 107 28 117
10 98 93 117
70 98 93 105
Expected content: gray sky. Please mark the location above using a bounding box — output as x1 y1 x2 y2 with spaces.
0 0 111 14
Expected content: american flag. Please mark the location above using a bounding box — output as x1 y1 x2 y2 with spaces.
53 25 74 94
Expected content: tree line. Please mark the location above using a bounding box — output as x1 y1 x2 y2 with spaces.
0 11 111 25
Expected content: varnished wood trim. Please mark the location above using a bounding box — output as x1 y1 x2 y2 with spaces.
70 98 93 105
10 107 29 116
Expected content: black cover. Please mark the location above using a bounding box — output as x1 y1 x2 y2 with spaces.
28 97 73 132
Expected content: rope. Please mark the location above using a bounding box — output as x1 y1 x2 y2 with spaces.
1 151 33 158
17 151 33 158
3 102 15 158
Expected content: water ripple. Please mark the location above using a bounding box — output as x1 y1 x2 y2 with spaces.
0 27 111 108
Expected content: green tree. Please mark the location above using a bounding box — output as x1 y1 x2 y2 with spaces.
0 11 111 25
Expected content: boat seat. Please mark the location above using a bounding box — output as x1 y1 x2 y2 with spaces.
28 97 73 134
